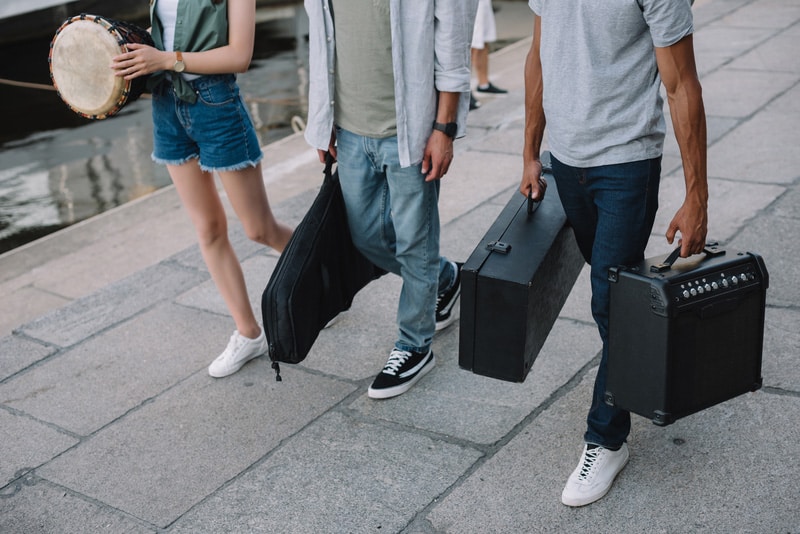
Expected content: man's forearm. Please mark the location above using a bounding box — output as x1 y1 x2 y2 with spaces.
523 17 545 164
436 91 460 124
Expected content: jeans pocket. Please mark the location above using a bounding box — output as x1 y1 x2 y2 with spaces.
195 79 237 107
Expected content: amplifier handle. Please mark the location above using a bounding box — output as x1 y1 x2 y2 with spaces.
650 242 726 273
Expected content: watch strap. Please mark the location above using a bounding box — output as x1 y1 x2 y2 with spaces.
432 121 457 138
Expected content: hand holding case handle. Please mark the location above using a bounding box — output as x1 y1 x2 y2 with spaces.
650 242 726 273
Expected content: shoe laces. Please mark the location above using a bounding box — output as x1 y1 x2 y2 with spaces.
577 446 604 482
221 332 246 360
382 349 411 376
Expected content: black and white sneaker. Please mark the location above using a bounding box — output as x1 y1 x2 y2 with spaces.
476 82 508 95
368 348 435 399
435 261 462 331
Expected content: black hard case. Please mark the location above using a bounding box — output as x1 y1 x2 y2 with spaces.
605 245 768 426
458 156 584 382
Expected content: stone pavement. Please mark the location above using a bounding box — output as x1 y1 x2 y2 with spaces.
1 0 799 532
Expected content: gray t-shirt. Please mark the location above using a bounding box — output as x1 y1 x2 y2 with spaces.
529 0 694 167
331 0 397 138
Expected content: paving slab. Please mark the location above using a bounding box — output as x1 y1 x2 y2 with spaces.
693 25 776 76
0 335 56 381
0 285 70 340
700 69 799 120
0 410 77 486
176 254 278 321
718 0 800 29
16 262 208 348
762 307 800 391
650 172 786 246
772 177 800 218
427 370 800 534
0 475 155 534
729 24 800 72
729 214 800 308
168 411 483 534
37 367 357 528
708 84 800 184
0 303 232 435
438 150 522 231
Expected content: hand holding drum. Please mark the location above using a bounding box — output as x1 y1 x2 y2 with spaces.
49 14 154 120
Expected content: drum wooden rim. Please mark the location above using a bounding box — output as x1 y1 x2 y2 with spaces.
49 15 138 119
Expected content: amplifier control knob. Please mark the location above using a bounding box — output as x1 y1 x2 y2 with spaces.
697 286 705 294
741 273 748 282
711 282 719 290
704 284 712 292
683 290 691 299
722 279 729 288
690 288 697 296
732 276 739 285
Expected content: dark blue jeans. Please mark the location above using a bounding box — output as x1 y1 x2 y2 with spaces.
551 155 661 448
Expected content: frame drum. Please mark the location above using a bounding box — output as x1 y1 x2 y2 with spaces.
49 14 154 120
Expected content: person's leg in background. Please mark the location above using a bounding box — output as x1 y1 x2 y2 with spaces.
471 0 507 106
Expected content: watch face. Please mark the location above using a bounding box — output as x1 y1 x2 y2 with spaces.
174 61 185 73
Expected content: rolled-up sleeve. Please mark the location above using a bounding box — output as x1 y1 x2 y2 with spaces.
304 0 336 152
433 0 478 93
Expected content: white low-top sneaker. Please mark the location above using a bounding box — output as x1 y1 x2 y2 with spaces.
208 330 268 378
561 443 630 507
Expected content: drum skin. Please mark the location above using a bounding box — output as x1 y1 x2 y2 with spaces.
49 14 153 120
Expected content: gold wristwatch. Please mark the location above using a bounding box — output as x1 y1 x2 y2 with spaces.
173 51 186 73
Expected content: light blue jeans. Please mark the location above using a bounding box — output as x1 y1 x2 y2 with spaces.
335 127 454 354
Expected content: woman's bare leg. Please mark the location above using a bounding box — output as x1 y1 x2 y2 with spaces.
218 162 293 253
167 160 261 339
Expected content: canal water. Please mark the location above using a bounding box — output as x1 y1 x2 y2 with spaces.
0 5 309 255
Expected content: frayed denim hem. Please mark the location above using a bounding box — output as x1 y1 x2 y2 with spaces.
152 153 199 167
200 156 263 174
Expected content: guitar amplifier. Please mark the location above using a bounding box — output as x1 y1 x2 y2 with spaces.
604 244 768 426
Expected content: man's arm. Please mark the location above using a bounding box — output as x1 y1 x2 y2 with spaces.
655 34 709 257
519 15 547 201
423 0 478 181
422 91 459 181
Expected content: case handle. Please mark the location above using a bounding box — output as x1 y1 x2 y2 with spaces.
650 242 725 273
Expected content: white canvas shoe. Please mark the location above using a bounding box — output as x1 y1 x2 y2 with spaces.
561 443 630 507
208 330 268 378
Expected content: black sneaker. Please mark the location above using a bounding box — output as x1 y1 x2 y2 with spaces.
476 82 508 95
470 93 481 110
435 261 462 331
368 348 435 399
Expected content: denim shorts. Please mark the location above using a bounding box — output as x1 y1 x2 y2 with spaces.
151 74 263 172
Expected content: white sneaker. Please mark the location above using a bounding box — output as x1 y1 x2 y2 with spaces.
208 330 268 378
561 443 629 507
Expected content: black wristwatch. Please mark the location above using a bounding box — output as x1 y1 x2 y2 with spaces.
432 121 458 139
